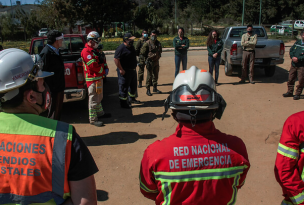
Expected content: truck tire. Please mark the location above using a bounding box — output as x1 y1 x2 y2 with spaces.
264 66 276 77
224 60 233 76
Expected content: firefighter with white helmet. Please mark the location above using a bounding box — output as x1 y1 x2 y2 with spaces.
0 49 98 204
140 65 250 204
81 31 110 127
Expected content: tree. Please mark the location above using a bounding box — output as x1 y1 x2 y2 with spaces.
0 14 16 41
134 4 163 30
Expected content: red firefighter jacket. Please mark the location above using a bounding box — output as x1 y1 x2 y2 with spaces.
81 43 105 88
275 111 304 205
140 121 250 205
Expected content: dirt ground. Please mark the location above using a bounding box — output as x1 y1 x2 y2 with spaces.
61 45 302 205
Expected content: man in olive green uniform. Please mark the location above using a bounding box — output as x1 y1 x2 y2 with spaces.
240 24 257 84
140 30 162 96
135 29 149 88
283 30 304 100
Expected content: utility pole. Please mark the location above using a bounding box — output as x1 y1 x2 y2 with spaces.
242 0 245 26
259 0 262 26
175 0 177 25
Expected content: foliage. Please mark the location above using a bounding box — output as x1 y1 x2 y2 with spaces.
134 4 163 30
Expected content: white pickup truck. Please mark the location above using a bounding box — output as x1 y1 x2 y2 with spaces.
221 26 285 77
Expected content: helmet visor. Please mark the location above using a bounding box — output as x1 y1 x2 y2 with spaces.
170 84 216 106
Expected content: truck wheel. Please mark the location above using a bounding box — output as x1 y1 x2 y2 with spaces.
224 60 233 76
264 66 276 77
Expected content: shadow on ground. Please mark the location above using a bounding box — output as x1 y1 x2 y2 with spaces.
61 76 170 124
82 132 157 146
222 65 289 85
96 190 108 201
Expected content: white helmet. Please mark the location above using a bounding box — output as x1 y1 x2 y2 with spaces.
87 31 100 43
162 65 226 122
0 48 53 102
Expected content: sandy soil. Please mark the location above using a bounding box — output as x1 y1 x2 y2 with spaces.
60 45 302 205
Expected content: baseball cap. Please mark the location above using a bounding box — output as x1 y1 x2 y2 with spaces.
123 33 136 41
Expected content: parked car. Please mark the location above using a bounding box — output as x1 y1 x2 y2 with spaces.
270 25 298 36
294 20 304 30
29 34 88 103
38 28 49 36
221 26 285 77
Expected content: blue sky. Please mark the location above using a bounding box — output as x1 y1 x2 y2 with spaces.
1 0 39 5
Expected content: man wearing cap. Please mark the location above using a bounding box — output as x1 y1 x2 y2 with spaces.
0 49 98 205
39 30 65 120
135 29 149 88
114 33 140 108
140 30 162 96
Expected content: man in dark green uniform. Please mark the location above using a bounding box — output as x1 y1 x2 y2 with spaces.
173 27 189 77
283 30 304 100
140 30 162 96
135 29 149 88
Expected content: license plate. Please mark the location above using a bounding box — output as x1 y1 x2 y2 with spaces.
255 58 263 63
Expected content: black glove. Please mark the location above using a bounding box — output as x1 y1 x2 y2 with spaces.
93 50 104 63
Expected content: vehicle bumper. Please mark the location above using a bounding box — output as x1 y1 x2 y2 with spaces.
229 58 284 66
63 88 87 102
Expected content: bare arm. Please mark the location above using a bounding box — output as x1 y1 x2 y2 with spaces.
114 58 125 75
63 175 97 205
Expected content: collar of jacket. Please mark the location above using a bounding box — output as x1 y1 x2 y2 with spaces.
174 121 218 137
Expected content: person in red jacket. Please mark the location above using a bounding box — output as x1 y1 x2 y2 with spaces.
140 66 250 205
275 111 304 205
81 31 110 127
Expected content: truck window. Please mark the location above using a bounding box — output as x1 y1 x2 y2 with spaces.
70 37 85 53
60 37 71 55
230 28 265 38
32 40 44 54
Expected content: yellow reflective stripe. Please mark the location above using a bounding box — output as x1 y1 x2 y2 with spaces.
98 65 103 74
128 92 135 97
281 199 294 205
85 73 102 82
227 175 240 205
87 59 96 66
278 143 299 160
290 191 304 204
139 174 158 193
161 182 171 205
119 96 127 100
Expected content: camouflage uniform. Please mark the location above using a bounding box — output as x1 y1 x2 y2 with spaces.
135 37 149 82
140 39 162 89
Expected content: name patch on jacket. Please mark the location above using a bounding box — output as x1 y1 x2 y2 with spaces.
169 144 232 169
0 142 45 176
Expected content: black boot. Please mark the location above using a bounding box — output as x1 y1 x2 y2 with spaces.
129 97 141 104
146 88 152 96
153 85 162 93
138 81 142 88
120 99 131 109
282 92 293 97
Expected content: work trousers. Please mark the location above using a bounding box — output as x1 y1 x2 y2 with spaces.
117 68 137 100
88 80 104 123
287 64 304 95
208 55 221 82
241 50 255 81
138 59 146 82
146 60 160 88
175 54 187 77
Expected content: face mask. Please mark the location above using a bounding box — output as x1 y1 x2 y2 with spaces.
128 40 134 46
34 83 51 112
143 34 148 38
212 35 217 39
151 36 156 41
179 32 184 37
93 43 98 49
248 30 253 34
